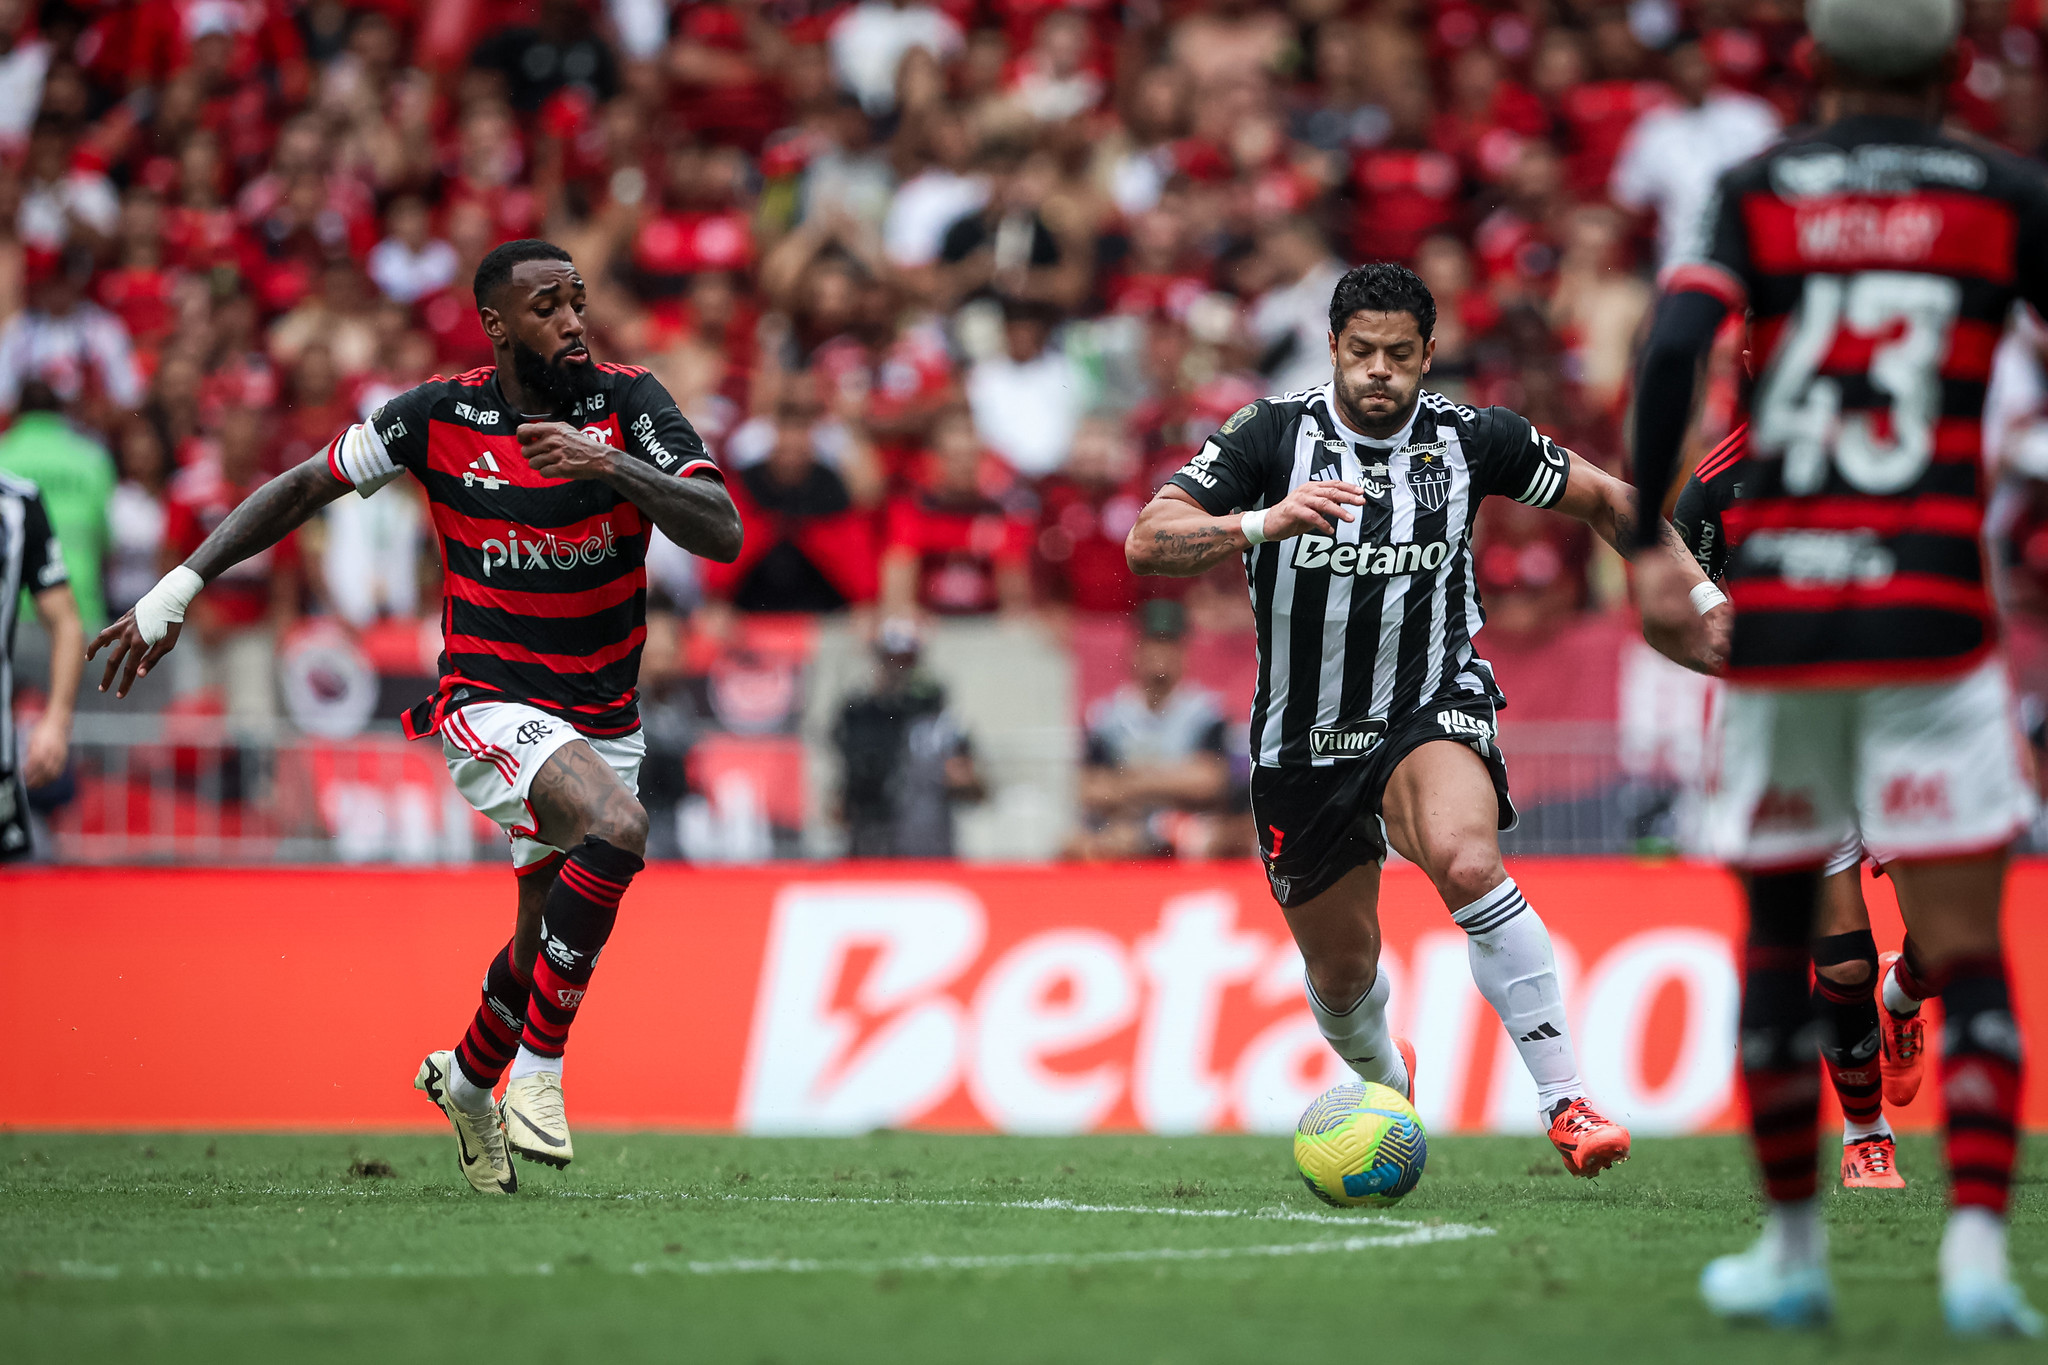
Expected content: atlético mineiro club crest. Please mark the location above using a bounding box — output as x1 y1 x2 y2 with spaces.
1404 440 1452 512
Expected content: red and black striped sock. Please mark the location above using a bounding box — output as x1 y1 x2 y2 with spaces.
455 937 534 1089
521 838 643 1060
1889 933 1936 1010
1939 954 2023 1216
1812 930 1883 1132
1743 871 1823 1203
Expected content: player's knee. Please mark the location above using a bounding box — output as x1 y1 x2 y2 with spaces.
1812 929 1877 988
1304 952 1380 1015
589 795 648 859
1435 847 1505 911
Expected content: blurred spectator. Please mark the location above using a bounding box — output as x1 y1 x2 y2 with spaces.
702 397 879 612
828 0 963 118
104 415 171 621
0 250 142 417
834 619 983 857
1069 600 1231 861
883 108 984 270
1472 493 1592 641
470 0 620 113
1249 218 1346 395
1610 36 1780 270
163 408 299 727
936 139 1084 312
0 1 47 150
16 116 114 255
881 408 1032 616
966 296 1080 478
269 259 379 376
1034 416 1147 615
0 380 113 626
320 473 423 628
1007 10 1104 125
1549 204 1654 414
366 195 457 305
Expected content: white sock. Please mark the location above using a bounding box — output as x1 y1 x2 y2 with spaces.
1763 1197 1826 1267
445 1063 496 1114
1452 879 1583 1119
508 1047 564 1083
1881 965 1922 1017
1304 969 1409 1095
1940 1207 2009 1283
1842 1116 1892 1143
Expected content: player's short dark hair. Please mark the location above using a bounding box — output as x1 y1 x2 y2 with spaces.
473 239 574 311
1328 262 1436 343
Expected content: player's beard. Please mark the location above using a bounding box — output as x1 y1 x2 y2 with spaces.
1332 369 1418 441
511 336 600 414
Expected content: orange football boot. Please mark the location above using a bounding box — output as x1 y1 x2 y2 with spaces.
1876 951 1927 1107
1547 1098 1632 1177
1395 1036 1417 1104
1841 1134 1905 1189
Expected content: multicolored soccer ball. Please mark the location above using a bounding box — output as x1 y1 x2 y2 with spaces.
1293 1081 1428 1207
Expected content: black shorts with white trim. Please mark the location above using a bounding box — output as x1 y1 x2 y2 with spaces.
1249 692 1516 909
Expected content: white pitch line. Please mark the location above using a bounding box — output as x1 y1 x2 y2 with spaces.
35 1223 1493 1283
656 1224 1495 1277
235 1185 1423 1230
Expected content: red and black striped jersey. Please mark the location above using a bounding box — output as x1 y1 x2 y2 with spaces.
1673 114 2048 686
324 362 720 737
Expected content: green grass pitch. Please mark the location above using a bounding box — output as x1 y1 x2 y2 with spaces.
3 1130 2041 1364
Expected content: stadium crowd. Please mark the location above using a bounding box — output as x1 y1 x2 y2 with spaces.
6 0 2048 857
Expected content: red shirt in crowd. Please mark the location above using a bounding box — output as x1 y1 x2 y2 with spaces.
164 463 298 631
1351 147 1462 264
1033 474 1147 613
884 488 1032 615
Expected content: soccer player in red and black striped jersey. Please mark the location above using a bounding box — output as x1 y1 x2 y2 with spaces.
1631 0 2042 1336
88 240 742 1195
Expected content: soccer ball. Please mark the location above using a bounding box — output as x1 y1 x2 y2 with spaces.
1293 1081 1428 1207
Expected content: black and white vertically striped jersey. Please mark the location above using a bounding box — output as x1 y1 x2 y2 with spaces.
1 470 67 776
1166 384 1572 768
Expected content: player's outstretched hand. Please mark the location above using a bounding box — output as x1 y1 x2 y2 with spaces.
519 422 615 480
1264 479 1366 539
85 610 182 700
1635 552 1726 676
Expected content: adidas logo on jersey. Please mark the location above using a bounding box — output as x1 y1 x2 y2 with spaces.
464 452 507 490
1291 534 1452 576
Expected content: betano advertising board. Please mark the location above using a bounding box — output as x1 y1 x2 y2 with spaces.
11 862 2046 1131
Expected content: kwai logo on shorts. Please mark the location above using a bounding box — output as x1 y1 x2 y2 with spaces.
1310 720 1387 760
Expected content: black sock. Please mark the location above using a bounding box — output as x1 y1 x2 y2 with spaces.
1811 929 1882 1133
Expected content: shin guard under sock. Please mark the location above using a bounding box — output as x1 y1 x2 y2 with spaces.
520 837 642 1060
1811 930 1883 1136
1453 879 1584 1115
1743 870 1823 1204
455 937 534 1093
1939 955 2023 1217
1304 970 1408 1095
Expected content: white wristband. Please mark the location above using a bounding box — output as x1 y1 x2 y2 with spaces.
133 565 204 645
1690 581 1729 616
1240 509 1270 546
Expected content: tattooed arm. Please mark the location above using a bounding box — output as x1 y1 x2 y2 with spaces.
1126 481 1365 578
87 454 350 697
1552 452 1730 675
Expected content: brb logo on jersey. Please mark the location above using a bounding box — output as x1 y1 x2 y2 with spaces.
479 520 621 577
1291 535 1452 576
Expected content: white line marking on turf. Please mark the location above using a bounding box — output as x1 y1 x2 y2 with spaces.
650 1224 1495 1277
31 1223 1493 1283
240 1186 1419 1229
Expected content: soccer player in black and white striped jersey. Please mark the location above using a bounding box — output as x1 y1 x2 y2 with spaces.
1128 262 1725 1176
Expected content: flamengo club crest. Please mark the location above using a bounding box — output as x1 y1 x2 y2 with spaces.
1404 439 1452 512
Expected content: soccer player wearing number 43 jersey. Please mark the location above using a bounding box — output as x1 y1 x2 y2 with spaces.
1126 262 1726 1178
87 241 742 1195
1632 0 2043 1338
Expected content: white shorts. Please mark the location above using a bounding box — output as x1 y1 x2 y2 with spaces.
1702 656 2037 870
1821 834 1866 879
441 702 645 871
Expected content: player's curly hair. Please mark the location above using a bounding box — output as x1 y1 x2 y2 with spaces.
1328 262 1436 342
473 238 575 311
